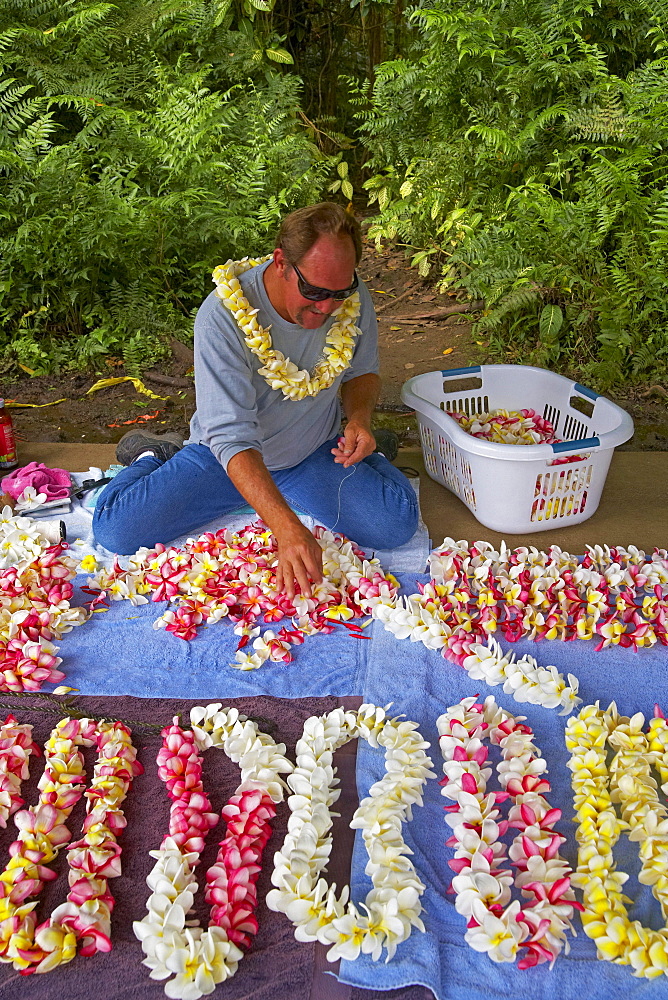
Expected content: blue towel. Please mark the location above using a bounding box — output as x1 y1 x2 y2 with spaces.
339 572 668 1000
50 578 368 699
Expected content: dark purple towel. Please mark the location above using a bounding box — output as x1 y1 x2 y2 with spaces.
0 694 433 1000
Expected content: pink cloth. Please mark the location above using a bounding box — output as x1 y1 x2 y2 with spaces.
1 461 71 501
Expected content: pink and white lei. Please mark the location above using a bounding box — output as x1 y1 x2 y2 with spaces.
371 539 668 711
134 705 292 999
437 696 581 968
83 524 396 670
0 714 41 829
0 715 142 973
0 510 88 692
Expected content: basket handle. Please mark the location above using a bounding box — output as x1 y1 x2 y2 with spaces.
441 365 482 377
550 436 601 455
572 382 599 401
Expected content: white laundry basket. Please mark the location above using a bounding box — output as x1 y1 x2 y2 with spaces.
402 364 634 534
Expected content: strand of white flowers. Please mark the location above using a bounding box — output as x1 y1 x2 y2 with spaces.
372 596 580 714
0 506 57 570
565 704 668 977
212 257 362 401
437 696 578 966
266 704 435 963
461 637 581 715
133 707 292 1000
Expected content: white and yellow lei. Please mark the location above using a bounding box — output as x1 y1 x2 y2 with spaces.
212 256 362 401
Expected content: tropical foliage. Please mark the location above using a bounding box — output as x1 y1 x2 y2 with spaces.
359 0 668 387
0 0 331 373
2 0 667 386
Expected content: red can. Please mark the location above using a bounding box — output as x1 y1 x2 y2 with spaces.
0 399 18 470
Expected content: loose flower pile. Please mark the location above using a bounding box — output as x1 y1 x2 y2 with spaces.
446 408 586 465
134 705 292 1000
438 696 581 968
566 702 668 978
0 509 88 692
0 716 141 974
266 704 435 963
83 524 396 670
213 257 362 401
370 539 668 710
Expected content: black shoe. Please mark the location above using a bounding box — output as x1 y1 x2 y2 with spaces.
373 428 399 462
116 430 184 466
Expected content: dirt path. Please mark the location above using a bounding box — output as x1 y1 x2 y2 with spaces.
3 241 667 450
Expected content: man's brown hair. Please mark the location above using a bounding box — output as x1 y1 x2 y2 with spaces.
276 202 363 265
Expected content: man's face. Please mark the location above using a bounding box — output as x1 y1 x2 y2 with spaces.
274 233 357 330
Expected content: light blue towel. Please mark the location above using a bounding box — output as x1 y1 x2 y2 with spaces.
50 578 368 699
339 571 668 1000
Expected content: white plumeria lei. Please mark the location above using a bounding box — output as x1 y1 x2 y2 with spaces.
373 599 580 714
212 256 362 401
266 703 435 963
0 504 57 569
437 697 580 968
134 705 292 1000
461 637 580 715
566 703 668 978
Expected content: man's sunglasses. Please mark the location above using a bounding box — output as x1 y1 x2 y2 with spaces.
292 263 359 302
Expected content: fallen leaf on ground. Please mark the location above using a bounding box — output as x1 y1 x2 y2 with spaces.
443 348 454 355
404 363 415 369
86 376 166 400
6 398 67 408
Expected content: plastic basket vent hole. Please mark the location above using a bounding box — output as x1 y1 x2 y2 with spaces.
442 376 483 395
424 451 438 477
570 395 595 419
563 414 589 441
532 466 592 521
543 403 561 432
420 426 435 451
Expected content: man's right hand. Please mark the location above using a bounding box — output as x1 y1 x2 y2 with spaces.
274 520 323 600
226 448 324 599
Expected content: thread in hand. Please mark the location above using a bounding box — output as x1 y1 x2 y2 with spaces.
331 462 357 531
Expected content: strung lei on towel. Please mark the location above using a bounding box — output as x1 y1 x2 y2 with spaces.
0 716 142 973
566 702 668 978
267 704 435 963
437 696 580 968
134 705 292 1000
370 539 668 711
83 524 396 670
212 256 362 400
0 509 88 692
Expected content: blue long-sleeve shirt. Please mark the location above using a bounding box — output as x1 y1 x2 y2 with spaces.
187 259 379 472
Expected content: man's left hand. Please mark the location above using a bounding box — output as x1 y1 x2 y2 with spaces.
331 420 375 468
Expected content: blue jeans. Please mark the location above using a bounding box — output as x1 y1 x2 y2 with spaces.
92 438 419 554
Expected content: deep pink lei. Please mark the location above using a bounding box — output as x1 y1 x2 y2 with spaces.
157 719 275 948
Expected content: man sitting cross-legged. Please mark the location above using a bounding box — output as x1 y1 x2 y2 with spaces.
93 202 418 597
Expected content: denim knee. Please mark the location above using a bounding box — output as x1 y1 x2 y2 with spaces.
92 508 148 555
354 497 419 550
